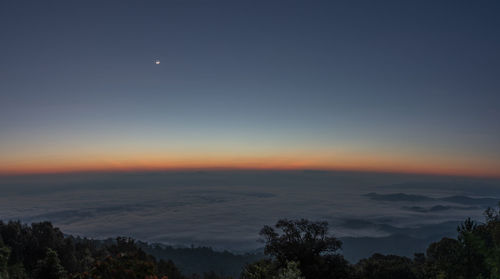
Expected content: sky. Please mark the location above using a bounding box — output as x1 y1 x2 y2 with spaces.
1 0 500 177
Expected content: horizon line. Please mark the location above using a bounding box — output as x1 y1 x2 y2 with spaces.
1 165 499 180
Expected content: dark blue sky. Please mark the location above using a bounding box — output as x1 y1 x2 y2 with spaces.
1 0 499 176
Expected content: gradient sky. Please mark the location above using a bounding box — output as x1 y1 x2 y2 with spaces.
1 0 499 177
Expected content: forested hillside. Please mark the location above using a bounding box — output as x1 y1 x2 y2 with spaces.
2 204 500 278
137 243 261 277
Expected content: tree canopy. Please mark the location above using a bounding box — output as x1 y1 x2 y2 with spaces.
3 205 500 279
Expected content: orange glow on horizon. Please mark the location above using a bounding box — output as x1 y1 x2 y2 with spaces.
1 154 499 178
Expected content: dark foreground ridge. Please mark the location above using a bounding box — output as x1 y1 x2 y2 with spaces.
2 204 500 279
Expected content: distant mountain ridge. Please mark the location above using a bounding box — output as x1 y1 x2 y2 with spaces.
364 192 499 206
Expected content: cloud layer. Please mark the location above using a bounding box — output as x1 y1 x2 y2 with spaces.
0 171 498 251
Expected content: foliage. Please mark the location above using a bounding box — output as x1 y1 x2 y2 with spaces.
355 253 416 279
273 261 304 279
157 259 185 279
260 219 342 263
3 205 500 279
32 249 67 279
259 219 352 279
252 207 500 279
0 241 10 279
421 203 500 279
0 221 192 279
140 243 261 277
241 259 278 279
78 237 156 279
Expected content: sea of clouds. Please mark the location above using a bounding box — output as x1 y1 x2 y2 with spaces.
0 170 499 252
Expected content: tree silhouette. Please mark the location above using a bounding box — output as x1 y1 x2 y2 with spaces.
33 249 67 279
355 253 416 279
274 261 304 279
259 219 349 279
0 240 10 279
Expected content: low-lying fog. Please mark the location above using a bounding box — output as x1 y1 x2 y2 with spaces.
1 170 499 257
